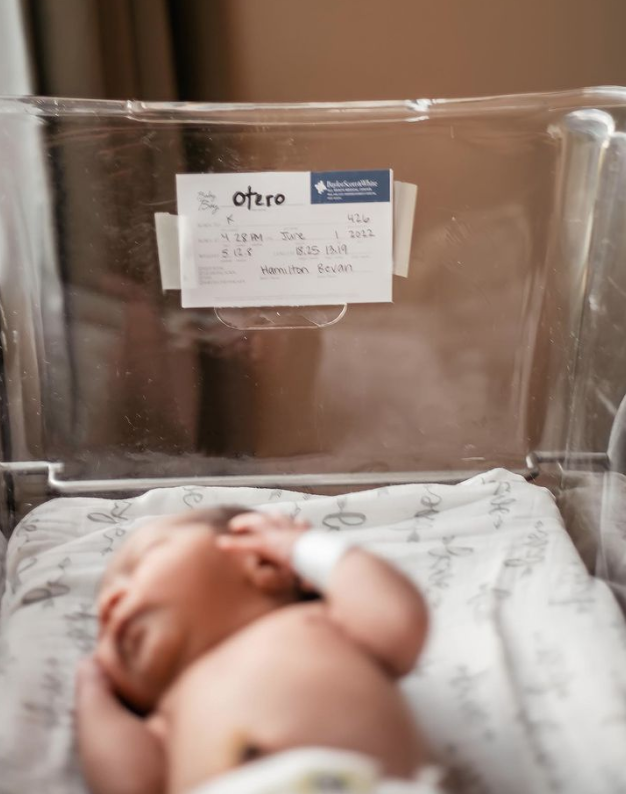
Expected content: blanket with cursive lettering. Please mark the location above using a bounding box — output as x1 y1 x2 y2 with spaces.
0 469 625 794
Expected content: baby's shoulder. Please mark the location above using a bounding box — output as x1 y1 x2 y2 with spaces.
166 603 335 701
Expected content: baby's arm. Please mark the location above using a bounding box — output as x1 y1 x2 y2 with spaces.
221 513 428 677
75 659 165 794
311 536 427 676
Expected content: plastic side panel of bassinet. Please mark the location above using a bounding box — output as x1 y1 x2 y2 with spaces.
557 129 626 592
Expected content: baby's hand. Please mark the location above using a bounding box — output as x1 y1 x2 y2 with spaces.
75 658 166 794
218 512 310 569
75 656 121 716
76 656 112 696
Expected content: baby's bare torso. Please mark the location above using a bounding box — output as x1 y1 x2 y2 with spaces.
159 603 424 794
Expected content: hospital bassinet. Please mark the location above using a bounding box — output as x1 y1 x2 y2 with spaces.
2 89 626 793
0 91 625 543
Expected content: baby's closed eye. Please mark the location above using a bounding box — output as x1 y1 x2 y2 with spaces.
117 612 152 667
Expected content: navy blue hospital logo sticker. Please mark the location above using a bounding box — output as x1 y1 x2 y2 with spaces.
310 170 391 204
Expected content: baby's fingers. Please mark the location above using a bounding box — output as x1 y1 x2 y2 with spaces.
229 511 309 535
76 657 108 688
228 512 270 534
216 533 265 554
217 529 297 566
75 657 115 707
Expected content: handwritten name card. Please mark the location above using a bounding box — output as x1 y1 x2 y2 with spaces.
176 170 393 308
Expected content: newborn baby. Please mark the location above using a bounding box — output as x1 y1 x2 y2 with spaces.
76 507 430 794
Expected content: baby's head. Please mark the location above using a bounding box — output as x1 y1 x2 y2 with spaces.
95 507 301 712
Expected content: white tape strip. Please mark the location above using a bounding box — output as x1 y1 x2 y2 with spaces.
154 212 181 290
393 181 418 278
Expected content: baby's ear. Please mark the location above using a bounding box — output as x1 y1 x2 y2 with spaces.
241 555 296 597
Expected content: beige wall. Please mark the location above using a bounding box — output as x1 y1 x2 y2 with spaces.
30 1 626 103
180 0 626 102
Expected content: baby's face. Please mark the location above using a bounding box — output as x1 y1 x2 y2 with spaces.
95 516 245 711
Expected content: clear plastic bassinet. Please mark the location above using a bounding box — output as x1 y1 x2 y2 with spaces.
1 89 626 596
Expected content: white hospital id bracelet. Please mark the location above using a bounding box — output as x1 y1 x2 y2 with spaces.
291 531 353 593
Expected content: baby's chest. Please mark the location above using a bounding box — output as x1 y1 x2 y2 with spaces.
163 633 400 793
170 626 386 740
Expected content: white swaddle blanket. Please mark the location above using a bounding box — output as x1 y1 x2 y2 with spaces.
188 748 444 794
1 469 626 794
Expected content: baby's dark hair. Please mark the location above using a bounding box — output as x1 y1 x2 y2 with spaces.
176 505 319 603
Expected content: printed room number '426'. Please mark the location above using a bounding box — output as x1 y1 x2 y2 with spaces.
346 212 374 237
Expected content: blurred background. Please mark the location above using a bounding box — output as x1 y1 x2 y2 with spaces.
2 0 626 101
